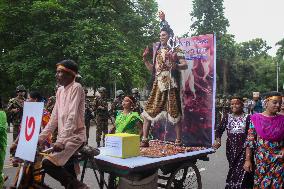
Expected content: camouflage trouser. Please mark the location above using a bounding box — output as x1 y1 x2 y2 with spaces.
215 109 222 130
13 124 20 142
96 117 108 144
85 119 91 141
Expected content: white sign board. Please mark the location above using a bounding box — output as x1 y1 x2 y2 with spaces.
15 102 44 162
104 136 122 158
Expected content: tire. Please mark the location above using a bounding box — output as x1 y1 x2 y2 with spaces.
166 163 202 189
107 174 118 189
16 165 32 189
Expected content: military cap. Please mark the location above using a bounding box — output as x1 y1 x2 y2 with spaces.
98 87 106 93
16 85 26 92
131 88 139 94
116 90 124 97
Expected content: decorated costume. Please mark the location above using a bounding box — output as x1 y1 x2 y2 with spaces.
142 45 185 124
216 113 254 188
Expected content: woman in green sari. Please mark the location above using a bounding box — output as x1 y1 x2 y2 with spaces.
109 95 143 136
0 100 8 188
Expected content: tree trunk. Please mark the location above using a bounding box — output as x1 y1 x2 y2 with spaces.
222 60 228 94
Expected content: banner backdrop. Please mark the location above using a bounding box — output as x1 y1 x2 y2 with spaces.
152 34 216 147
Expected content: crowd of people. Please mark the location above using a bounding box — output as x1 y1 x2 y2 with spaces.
0 60 147 188
214 92 284 189
215 92 264 130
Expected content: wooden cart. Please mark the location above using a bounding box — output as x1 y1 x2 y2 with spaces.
80 148 214 189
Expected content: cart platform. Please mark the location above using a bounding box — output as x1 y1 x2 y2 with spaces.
89 148 215 189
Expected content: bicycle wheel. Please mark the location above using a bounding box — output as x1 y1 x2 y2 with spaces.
15 164 33 189
166 162 202 189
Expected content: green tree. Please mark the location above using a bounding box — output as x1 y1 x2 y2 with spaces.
230 43 277 96
190 0 231 94
237 38 271 60
276 38 284 91
190 0 229 36
0 0 159 100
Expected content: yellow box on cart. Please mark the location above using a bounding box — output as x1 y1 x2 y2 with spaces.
104 133 140 158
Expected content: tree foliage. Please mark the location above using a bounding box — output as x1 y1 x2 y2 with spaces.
237 38 271 60
190 0 282 96
276 38 284 61
0 0 159 99
1 0 283 100
190 0 229 36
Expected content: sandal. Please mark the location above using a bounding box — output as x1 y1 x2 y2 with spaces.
140 138 149 147
175 139 182 146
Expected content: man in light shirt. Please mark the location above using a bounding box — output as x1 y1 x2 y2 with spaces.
38 59 88 189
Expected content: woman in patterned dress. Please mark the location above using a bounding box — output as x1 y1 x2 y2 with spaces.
214 96 254 189
244 91 284 189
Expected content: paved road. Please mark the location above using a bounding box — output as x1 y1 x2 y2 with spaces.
3 124 228 189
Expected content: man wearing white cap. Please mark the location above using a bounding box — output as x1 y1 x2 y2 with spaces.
251 92 263 114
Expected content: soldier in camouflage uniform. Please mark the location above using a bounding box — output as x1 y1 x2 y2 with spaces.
215 94 222 131
221 95 231 118
46 96 56 113
93 87 109 147
46 86 58 143
7 85 26 141
224 95 232 115
84 89 93 143
110 90 124 119
131 88 142 114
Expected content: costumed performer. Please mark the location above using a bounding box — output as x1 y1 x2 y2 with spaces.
140 11 188 147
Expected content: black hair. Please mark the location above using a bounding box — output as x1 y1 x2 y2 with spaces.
125 95 136 105
263 91 282 99
160 27 174 38
29 91 43 102
230 95 244 102
56 59 78 74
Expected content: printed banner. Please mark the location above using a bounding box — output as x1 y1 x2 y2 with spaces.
152 34 216 147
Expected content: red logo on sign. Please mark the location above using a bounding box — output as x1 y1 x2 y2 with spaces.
25 116 35 141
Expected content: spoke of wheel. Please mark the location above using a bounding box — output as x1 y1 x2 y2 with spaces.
166 163 202 189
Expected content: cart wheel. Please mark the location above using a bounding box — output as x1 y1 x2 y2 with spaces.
166 163 202 189
108 174 118 189
15 164 33 189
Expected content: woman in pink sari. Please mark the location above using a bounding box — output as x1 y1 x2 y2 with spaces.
244 91 284 189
